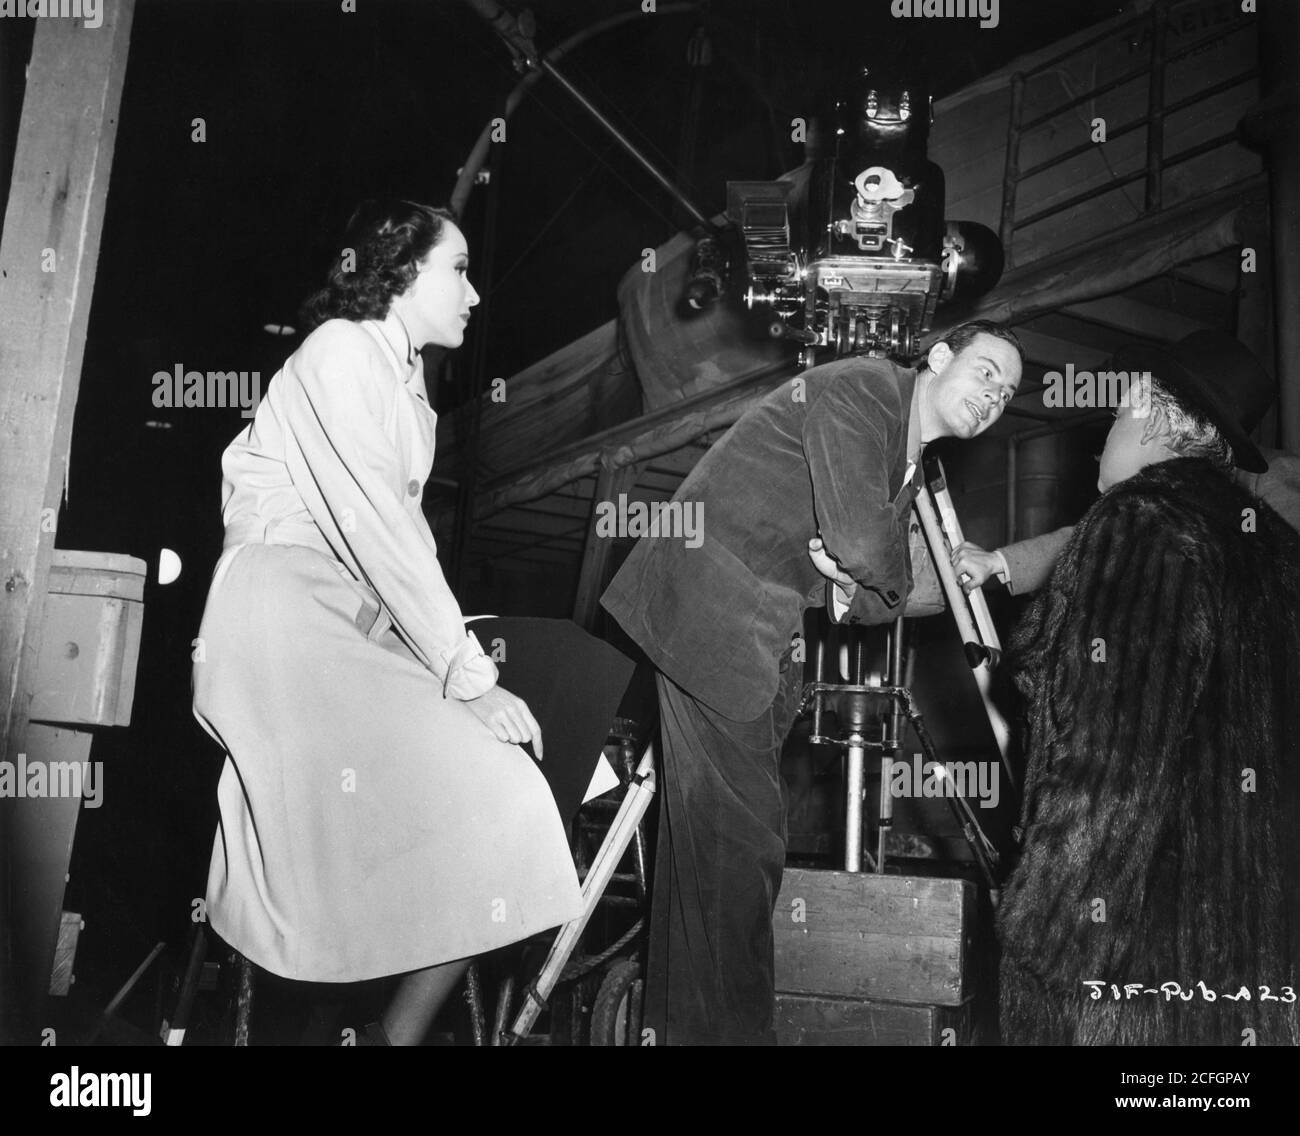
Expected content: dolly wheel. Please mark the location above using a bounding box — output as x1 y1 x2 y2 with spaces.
590 958 644 1047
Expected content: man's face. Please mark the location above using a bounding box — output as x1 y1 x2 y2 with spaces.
925 333 1022 440
1098 403 1163 491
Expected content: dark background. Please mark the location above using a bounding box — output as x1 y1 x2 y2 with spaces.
3 0 1128 1033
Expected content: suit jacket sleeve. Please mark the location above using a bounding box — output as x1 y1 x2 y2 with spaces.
999 526 1075 595
280 322 497 700
802 372 909 625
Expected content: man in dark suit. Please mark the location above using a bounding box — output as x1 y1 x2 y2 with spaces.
601 320 1023 1045
951 332 1300 595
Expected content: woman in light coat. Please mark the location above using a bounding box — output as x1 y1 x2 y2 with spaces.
193 200 581 1044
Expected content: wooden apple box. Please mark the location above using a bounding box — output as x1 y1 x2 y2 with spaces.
775 992 973 1046
30 549 146 727
774 869 976 1006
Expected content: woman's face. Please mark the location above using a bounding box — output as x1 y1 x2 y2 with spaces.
397 222 480 349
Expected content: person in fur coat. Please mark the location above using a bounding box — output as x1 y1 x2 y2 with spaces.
998 334 1300 1046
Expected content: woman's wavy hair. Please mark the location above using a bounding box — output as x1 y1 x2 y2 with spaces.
299 199 458 332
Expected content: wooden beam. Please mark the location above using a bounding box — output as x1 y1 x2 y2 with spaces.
476 178 1262 517
950 177 1264 332
1058 295 1208 342
479 362 794 515
0 3 135 1041
1009 329 1110 370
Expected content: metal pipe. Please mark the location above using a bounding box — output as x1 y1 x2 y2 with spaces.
888 616 906 745
1018 63 1153 132
461 0 719 234
880 618 906 874
536 59 718 232
1016 72 1255 185
844 733 865 873
1015 131 1241 231
451 3 701 216
88 941 167 1045
811 630 825 741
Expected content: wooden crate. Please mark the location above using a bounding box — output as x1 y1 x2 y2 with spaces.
30 550 146 727
774 869 976 1005
775 992 973 1047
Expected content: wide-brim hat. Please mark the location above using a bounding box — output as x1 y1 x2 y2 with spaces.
1110 330 1273 473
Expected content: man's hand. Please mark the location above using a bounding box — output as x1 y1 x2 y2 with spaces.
950 541 1002 593
465 684 544 760
808 536 858 605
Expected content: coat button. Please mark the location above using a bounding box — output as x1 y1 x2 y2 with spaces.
407 479 420 497
886 589 899 604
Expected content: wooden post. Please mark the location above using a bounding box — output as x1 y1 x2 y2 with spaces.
1256 1 1300 450
1236 201 1278 447
571 463 636 631
0 4 135 1042
1143 4 1166 214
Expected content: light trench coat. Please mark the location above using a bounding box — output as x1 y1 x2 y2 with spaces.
193 313 581 981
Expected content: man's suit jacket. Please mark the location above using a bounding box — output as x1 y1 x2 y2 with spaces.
1000 446 1300 594
601 356 920 723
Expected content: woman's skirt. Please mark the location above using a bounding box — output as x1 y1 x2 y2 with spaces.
192 541 583 982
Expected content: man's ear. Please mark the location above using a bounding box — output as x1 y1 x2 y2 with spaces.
926 340 954 375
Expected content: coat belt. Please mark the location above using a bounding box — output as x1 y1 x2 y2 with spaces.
222 515 334 556
223 516 391 640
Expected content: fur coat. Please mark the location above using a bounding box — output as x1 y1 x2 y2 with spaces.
998 458 1300 1046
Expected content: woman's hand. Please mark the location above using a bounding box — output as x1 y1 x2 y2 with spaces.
465 685 544 760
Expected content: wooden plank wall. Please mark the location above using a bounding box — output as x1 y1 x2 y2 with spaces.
932 0 1261 267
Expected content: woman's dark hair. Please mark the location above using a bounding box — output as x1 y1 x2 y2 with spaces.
299 199 458 331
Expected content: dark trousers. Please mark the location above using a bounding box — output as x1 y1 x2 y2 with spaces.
643 652 804 1045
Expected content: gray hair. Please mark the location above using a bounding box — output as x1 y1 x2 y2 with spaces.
1140 377 1233 469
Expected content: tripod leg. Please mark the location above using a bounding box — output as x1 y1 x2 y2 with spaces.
878 619 907 873
913 487 1018 797
903 696 999 889
164 927 207 1046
